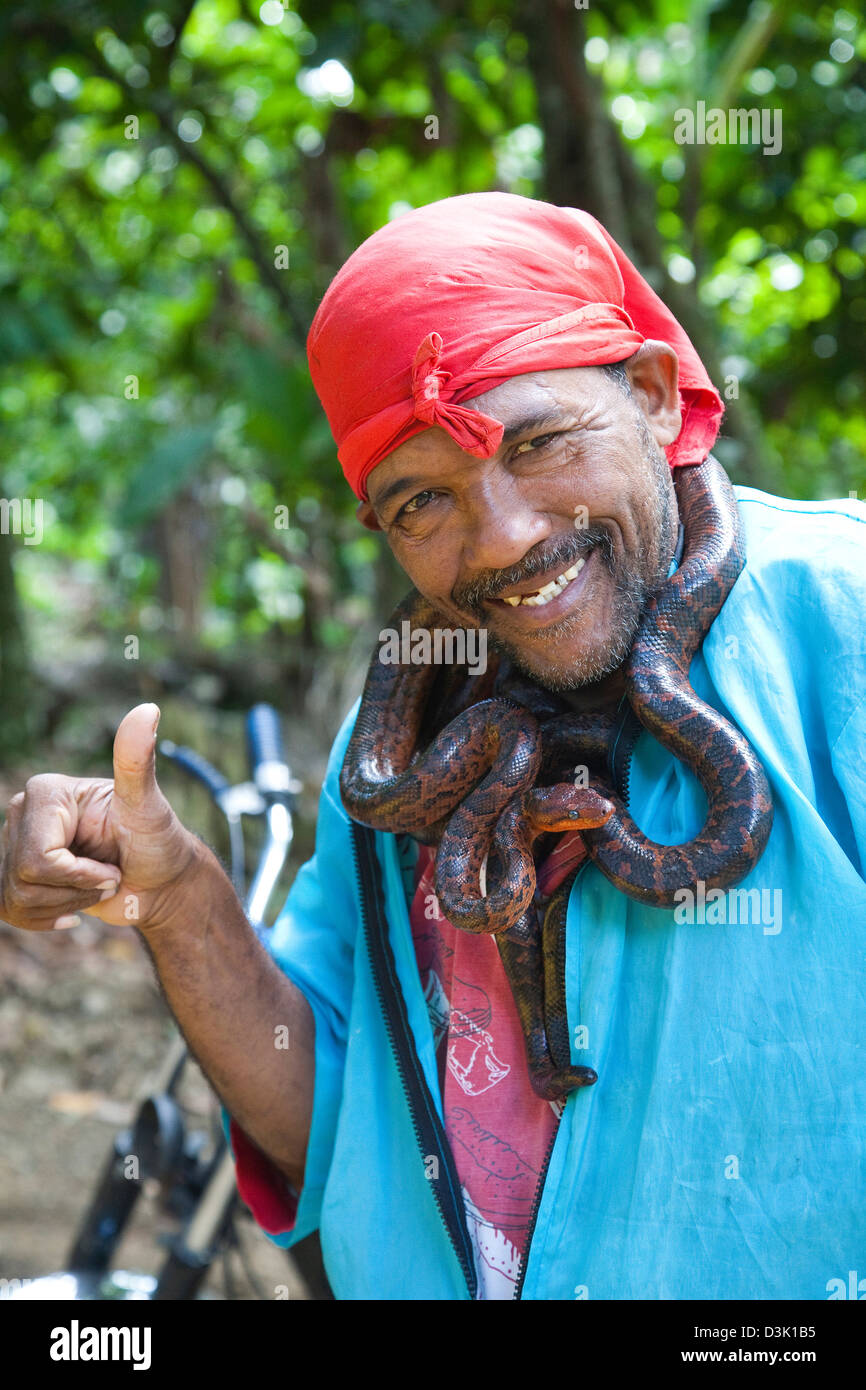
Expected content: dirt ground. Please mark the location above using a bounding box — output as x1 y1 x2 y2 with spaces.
0 911 313 1301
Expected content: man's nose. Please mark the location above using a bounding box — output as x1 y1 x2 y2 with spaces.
460 484 551 575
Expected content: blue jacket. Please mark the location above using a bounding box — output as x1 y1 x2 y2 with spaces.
224 486 866 1299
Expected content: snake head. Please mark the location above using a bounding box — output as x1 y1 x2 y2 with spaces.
526 784 615 833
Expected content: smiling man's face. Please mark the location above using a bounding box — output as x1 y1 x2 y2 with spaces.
358 342 683 693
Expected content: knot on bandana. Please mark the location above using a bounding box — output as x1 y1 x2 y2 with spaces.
411 332 504 459
411 332 449 412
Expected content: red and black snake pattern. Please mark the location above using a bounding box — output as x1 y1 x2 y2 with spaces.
340 457 774 1099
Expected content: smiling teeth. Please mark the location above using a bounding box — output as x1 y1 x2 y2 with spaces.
502 558 586 607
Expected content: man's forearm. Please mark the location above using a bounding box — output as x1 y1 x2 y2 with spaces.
139 846 315 1192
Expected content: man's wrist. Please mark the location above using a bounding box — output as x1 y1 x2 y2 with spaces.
138 836 244 939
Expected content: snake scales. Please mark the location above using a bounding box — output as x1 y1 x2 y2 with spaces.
340 456 774 1100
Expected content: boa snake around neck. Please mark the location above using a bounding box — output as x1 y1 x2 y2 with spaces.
340 456 774 1100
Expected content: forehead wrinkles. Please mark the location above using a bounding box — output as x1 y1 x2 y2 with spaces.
464 364 612 413
463 370 557 416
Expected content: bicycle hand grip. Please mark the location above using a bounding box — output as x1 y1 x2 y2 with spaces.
246 704 294 799
246 703 285 768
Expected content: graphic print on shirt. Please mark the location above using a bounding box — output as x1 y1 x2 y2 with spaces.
448 1019 510 1095
410 848 561 1297
446 1110 541 1296
448 1107 540 1226
415 920 510 1094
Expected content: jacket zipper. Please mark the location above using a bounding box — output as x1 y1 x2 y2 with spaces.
349 820 478 1299
512 1114 561 1300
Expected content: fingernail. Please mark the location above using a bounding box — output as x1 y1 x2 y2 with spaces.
54 914 81 931
98 881 119 901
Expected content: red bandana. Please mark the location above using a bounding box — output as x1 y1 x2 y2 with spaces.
307 192 723 500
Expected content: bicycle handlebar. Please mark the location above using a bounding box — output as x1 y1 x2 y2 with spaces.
158 741 230 798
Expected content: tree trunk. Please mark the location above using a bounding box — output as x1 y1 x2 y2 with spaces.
520 0 633 252
0 530 33 760
153 491 209 645
518 0 765 482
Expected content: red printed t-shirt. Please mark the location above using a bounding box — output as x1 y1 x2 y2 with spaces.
227 828 588 1299
409 840 585 1299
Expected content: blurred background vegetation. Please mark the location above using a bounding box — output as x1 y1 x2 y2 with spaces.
0 0 863 836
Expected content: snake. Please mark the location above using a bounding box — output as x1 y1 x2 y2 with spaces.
340 456 774 1100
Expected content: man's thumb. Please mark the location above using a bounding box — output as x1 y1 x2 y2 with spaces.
112 703 161 808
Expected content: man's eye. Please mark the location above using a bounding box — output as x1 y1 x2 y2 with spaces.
514 433 557 457
400 489 438 517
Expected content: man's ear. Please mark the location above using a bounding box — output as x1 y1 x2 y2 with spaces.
624 340 682 448
356 500 383 532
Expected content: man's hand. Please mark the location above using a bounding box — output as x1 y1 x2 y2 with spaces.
0 703 207 933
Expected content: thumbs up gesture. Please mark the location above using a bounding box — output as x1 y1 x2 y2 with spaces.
0 704 208 933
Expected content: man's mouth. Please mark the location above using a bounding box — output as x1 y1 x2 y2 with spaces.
497 557 587 608
484 545 600 627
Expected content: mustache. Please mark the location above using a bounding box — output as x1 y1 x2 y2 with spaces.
453 525 614 615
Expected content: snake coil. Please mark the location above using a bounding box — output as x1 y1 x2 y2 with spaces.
340 457 773 1099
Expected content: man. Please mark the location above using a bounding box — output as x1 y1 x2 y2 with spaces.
1 194 864 1300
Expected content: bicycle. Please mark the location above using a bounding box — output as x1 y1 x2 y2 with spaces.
5 703 332 1301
